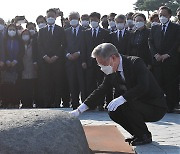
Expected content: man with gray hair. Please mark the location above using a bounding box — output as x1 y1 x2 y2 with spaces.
71 43 167 146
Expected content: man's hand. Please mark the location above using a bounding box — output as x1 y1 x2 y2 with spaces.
82 62 87 69
107 96 126 111
44 56 52 64
72 52 80 60
154 54 162 62
67 54 74 61
70 109 81 117
51 56 59 63
161 54 170 62
11 60 18 67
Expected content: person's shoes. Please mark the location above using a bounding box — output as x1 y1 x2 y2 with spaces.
131 134 152 146
125 136 137 144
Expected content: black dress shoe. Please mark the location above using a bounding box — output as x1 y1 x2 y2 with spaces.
125 136 137 143
131 134 152 146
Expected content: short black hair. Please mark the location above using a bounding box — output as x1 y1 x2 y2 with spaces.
126 12 134 17
115 14 126 20
36 15 46 23
159 6 172 15
81 14 89 20
133 13 146 21
26 22 36 28
89 12 101 20
149 13 159 22
46 8 57 15
108 13 117 18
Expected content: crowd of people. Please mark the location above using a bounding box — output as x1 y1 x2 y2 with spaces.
0 6 179 113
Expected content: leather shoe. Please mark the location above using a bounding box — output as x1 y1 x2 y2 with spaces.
125 136 137 143
131 134 152 146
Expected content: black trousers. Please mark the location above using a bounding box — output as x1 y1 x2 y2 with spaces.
109 97 166 138
153 64 179 110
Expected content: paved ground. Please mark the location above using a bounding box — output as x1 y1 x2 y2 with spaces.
62 108 180 154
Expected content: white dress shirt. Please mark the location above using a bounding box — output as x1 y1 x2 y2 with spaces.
91 26 100 37
48 24 55 34
117 55 125 81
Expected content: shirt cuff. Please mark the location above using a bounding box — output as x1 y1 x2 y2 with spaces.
78 103 89 113
13 60 18 64
6 60 11 64
43 55 47 59
66 53 70 58
33 62 37 65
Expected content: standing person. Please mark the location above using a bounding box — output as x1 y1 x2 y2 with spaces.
101 15 109 29
38 9 67 108
80 14 90 29
110 14 131 55
20 29 37 108
149 6 180 112
108 13 117 33
149 13 160 27
126 12 135 32
70 43 167 146
81 12 110 110
1 24 23 108
129 13 152 68
65 12 86 109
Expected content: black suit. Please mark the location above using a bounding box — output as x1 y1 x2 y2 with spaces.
129 27 152 66
81 27 110 96
38 24 67 107
149 22 180 111
65 26 86 108
84 56 167 138
110 29 131 55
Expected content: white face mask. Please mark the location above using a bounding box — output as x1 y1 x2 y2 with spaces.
126 19 134 26
116 23 125 30
135 21 145 29
151 22 160 27
47 17 56 25
90 21 99 28
81 20 89 27
159 16 169 24
70 19 79 27
29 30 36 36
8 30 16 37
22 35 30 41
0 24 5 31
100 65 113 75
38 23 46 29
109 21 116 28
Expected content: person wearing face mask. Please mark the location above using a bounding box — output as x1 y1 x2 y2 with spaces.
26 22 36 37
1 23 24 108
38 9 67 108
20 29 37 108
101 15 109 30
126 12 135 32
65 12 86 109
110 14 131 56
70 43 167 146
81 12 110 111
149 6 180 113
129 13 152 69
80 14 90 29
149 13 160 27
107 13 117 33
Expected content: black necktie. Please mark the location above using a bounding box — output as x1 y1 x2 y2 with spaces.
92 28 96 39
48 25 53 37
73 28 76 37
162 24 166 36
118 30 122 41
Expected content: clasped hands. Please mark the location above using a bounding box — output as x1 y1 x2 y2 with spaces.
67 52 80 61
155 54 170 62
44 55 58 64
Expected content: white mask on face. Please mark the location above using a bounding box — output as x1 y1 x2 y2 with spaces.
100 65 113 75
109 21 116 28
90 21 99 28
38 23 46 29
116 23 125 30
135 22 145 29
22 35 30 41
151 22 160 27
81 20 89 27
8 30 16 37
159 16 169 24
126 19 134 26
47 17 55 25
70 19 79 26
29 30 36 36
0 24 5 31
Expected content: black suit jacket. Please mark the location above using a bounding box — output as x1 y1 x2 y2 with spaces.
81 27 110 67
149 22 180 66
129 27 152 66
38 25 67 61
84 56 167 109
110 29 131 55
